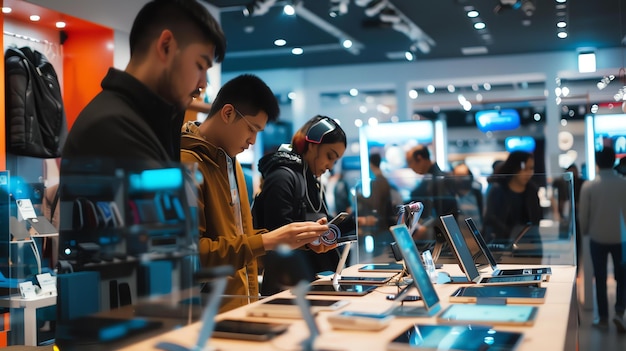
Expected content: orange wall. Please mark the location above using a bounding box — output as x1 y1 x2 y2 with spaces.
0 7 5 170
0 1 113 168
62 26 114 129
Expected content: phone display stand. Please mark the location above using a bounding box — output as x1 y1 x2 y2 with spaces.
389 288 438 318
292 280 318 351
155 265 234 351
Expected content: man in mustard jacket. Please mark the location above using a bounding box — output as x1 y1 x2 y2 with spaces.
180 74 330 312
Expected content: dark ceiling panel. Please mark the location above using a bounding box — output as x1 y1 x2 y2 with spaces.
205 0 626 72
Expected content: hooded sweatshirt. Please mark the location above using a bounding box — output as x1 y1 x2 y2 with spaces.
180 121 266 312
254 147 340 296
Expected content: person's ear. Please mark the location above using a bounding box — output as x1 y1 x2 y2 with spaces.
156 30 175 61
220 104 235 124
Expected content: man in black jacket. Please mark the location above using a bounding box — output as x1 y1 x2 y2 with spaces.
62 0 226 166
406 144 458 239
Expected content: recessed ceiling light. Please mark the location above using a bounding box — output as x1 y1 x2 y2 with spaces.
274 39 286 46
557 31 568 39
29 15 41 22
405 51 414 61
461 46 488 55
342 39 353 49
557 21 567 28
473 22 486 30
291 47 303 55
2 7 12 14
467 10 479 18
56 21 66 29
283 4 295 16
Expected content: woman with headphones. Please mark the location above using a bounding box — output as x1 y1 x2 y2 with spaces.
253 115 347 296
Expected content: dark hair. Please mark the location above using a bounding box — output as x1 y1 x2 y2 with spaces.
491 151 533 184
596 146 616 169
130 0 226 62
411 145 430 162
208 74 280 122
369 153 382 168
292 115 346 155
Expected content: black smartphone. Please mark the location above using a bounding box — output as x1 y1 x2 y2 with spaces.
386 294 421 302
306 283 377 296
212 319 289 341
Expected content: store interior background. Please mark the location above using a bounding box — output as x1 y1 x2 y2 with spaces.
2 0 626 348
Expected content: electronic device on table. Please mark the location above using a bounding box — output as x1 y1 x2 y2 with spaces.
211 319 289 341
246 297 350 319
327 240 395 285
437 215 544 287
387 324 524 351
449 285 547 304
465 217 552 278
387 224 442 317
436 303 539 326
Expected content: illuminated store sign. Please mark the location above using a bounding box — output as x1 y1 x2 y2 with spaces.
505 136 536 152
475 109 520 133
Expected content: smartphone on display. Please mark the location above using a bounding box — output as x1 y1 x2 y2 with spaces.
246 298 350 318
450 286 547 304
478 274 543 287
436 304 538 326
306 283 377 296
386 294 421 302
358 263 404 273
327 310 394 331
212 319 289 341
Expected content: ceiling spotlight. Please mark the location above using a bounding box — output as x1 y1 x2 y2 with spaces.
283 4 296 16
243 0 277 17
379 9 401 23
365 0 387 17
329 0 349 17
405 51 414 61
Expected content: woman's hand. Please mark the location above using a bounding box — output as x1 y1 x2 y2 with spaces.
262 221 329 250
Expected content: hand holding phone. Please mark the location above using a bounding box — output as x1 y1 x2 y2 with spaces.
311 212 350 246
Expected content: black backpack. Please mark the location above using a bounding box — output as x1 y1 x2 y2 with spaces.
5 46 67 158
252 166 306 229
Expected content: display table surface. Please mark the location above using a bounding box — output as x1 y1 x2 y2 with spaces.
0 293 57 346
117 264 578 351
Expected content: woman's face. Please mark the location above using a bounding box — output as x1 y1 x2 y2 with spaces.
513 157 535 186
304 142 346 177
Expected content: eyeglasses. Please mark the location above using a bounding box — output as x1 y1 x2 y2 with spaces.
233 108 262 134
305 118 336 144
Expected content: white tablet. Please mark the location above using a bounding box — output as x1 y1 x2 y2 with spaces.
436 304 538 326
247 297 350 318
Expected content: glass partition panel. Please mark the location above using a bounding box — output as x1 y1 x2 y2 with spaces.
55 158 200 350
353 173 576 268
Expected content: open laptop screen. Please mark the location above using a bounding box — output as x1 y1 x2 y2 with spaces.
439 214 481 281
388 224 440 314
465 217 499 268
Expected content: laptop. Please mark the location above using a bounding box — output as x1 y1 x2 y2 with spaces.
387 224 442 317
465 217 551 278
438 215 544 286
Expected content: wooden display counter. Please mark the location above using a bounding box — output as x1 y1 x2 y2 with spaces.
117 264 578 351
